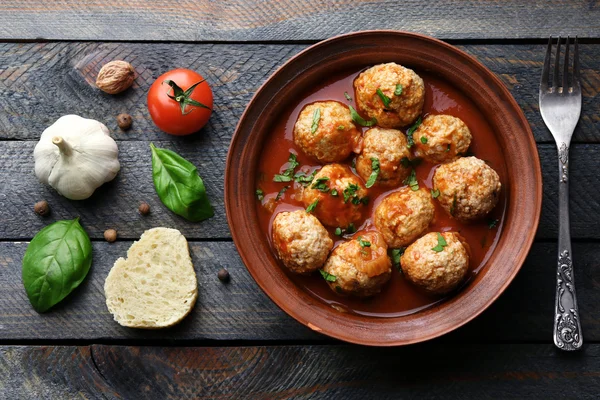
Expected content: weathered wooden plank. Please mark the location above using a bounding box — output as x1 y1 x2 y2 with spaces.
0 42 598 143
1 141 599 240
0 1 599 41
0 241 598 342
2 344 600 399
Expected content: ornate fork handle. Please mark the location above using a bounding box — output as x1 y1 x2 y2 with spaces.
553 143 583 350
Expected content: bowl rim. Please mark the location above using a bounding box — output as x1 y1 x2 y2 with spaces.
225 30 542 346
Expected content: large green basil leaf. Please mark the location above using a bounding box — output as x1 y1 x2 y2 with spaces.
150 143 214 222
22 218 92 313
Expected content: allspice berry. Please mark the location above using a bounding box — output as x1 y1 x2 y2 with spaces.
34 200 50 217
217 268 230 283
96 60 135 94
117 113 132 130
138 202 150 215
104 229 118 243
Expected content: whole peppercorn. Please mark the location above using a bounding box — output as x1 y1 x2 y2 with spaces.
117 113 132 130
217 268 230 283
138 202 151 215
34 200 50 217
104 229 118 243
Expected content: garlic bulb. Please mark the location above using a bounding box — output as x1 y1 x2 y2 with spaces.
34 115 121 200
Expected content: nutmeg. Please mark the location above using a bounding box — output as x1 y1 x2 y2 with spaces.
96 61 135 94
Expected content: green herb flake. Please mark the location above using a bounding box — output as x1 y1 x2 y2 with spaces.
311 177 330 192
349 105 377 127
346 223 357 234
344 91 352 102
405 116 422 149
357 236 372 248
343 183 360 203
403 169 419 191
365 157 380 188
361 196 369 205
273 153 300 182
337 125 345 130
488 218 499 229
394 84 403 96
431 189 440 199
256 189 264 201
330 189 339 197
306 199 319 213
319 269 337 282
450 194 457 216
334 227 342 236
311 108 321 134
294 169 318 186
275 186 289 201
391 248 406 272
420 136 428 144
432 232 448 252
401 157 411 168
446 144 451 152
376 88 391 108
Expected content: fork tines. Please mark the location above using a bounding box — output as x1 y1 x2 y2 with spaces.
541 36 580 93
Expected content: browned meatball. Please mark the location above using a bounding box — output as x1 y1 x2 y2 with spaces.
401 232 470 295
433 157 501 222
302 164 368 228
293 101 362 163
373 187 435 248
322 230 392 297
272 210 334 274
412 115 472 163
355 127 412 187
354 62 425 128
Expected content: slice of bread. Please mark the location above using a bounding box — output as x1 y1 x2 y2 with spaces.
104 227 198 329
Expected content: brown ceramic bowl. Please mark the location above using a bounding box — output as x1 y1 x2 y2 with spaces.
225 31 542 346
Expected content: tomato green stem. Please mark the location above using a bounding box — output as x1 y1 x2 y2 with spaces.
164 79 211 115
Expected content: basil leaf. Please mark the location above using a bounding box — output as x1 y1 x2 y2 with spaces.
319 269 337 282
420 136 428 144
406 116 422 148
403 169 419 191
276 186 289 200
274 153 300 182
432 232 448 252
349 105 377 127
431 189 440 199
346 223 357 234
306 199 319 213
256 189 264 201
150 143 214 222
394 84 403 96
22 218 92 313
391 248 405 272
311 108 321 134
366 157 380 188
344 91 352 101
357 236 371 247
376 88 391 108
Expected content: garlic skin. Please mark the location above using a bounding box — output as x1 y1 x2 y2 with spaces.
34 115 121 200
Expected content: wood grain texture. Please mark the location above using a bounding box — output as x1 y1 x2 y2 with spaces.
1 141 599 240
0 241 598 342
0 1 599 41
2 344 600 399
0 42 598 143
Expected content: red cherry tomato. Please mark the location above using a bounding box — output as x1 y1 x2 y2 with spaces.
147 68 213 136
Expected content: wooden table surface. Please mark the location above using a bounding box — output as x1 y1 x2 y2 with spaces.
0 1 599 398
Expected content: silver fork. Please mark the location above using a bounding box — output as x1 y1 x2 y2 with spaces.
539 36 583 351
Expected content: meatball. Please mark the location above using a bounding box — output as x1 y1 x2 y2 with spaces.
302 164 368 228
272 210 333 274
354 62 425 128
373 187 435 248
401 232 470 295
293 101 361 163
355 127 412 187
322 230 392 297
412 115 472 163
433 156 501 222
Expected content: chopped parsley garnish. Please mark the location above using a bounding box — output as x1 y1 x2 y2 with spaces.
450 194 457 216
432 232 448 252
488 218 499 229
394 84 403 96
346 223 356 234
294 169 318 186
351 197 362 205
365 157 380 188
273 153 300 182
311 177 330 192
319 269 337 282
275 186 289 200
446 144 451 152
349 105 377 127
405 116 422 148
335 224 356 236
334 227 342 236
431 189 440 199
357 236 371 248
337 125 345 130
330 189 339 197
420 136 428 144
343 183 360 203
391 248 405 272
306 199 319 213
256 189 264 201
376 88 391 108
311 108 321 134
403 169 419 191
344 91 352 101
361 196 369 205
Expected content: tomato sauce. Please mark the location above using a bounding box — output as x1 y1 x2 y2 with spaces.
254 69 507 318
